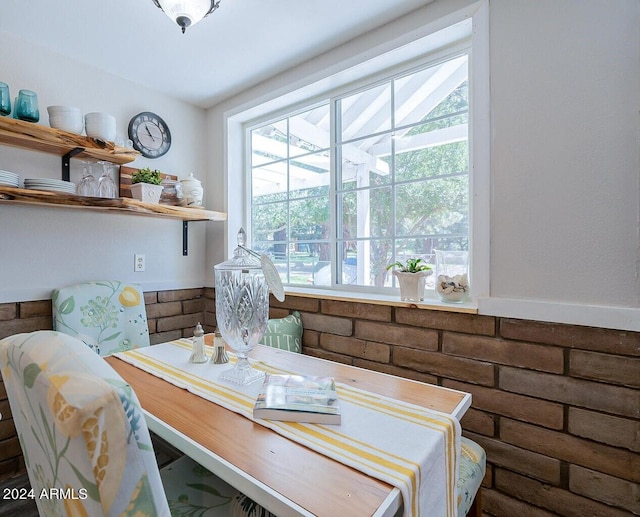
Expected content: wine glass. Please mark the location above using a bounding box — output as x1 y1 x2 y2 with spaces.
97 161 117 198
77 162 98 197
215 229 269 385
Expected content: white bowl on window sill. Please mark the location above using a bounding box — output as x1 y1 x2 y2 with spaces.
130 182 164 204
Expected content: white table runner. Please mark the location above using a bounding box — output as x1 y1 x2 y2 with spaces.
115 340 460 517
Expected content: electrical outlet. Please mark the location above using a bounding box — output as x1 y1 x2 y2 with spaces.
134 254 145 272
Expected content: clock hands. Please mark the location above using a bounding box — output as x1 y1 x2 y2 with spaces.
144 123 156 142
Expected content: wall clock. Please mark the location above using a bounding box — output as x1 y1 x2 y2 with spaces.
128 112 171 158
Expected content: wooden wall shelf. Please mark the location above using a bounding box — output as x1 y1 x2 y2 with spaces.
0 117 139 165
0 118 226 255
0 186 226 255
0 186 226 222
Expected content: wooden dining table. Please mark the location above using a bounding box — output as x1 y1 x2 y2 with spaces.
105 338 471 517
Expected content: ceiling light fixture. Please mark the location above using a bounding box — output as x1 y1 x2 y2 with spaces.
152 0 221 34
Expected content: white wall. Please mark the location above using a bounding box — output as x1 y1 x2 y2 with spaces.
481 0 640 329
3 1 639 331
490 0 639 304
205 0 640 330
0 31 212 302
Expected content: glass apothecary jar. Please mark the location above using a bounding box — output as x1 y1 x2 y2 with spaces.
214 229 269 385
435 250 470 303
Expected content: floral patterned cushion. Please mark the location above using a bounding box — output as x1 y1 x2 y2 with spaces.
259 311 303 353
457 436 486 516
161 455 239 516
230 493 277 517
0 331 169 516
52 281 150 356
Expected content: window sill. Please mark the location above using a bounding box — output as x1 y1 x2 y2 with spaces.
283 287 478 314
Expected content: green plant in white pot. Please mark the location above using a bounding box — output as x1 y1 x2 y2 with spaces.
130 167 164 204
386 258 433 301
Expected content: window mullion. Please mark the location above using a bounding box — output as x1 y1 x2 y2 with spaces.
331 97 339 287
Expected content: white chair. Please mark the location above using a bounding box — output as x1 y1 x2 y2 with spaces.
0 331 245 516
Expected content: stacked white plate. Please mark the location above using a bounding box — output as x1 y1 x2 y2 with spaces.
24 178 76 194
0 170 20 187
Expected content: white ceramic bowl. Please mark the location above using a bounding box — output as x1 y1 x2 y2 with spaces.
84 112 116 141
47 106 83 134
48 105 80 113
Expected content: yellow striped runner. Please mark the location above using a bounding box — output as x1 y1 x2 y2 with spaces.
115 341 460 517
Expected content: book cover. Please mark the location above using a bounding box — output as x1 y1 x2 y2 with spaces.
253 374 341 424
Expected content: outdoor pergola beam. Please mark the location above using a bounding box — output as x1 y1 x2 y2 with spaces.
368 123 468 157
251 55 469 196
356 57 468 151
252 131 388 176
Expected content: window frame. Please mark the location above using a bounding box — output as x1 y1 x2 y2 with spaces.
226 4 490 305
245 46 473 298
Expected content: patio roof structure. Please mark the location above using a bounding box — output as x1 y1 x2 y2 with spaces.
251 54 468 196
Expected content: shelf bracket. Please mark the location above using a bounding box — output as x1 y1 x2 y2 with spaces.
61 147 84 182
183 221 189 256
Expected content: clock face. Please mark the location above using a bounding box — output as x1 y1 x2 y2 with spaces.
128 112 171 158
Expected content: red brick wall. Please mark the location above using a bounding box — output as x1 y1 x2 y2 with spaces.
1 289 638 516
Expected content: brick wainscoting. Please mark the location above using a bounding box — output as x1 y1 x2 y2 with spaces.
226 294 639 517
1 288 638 516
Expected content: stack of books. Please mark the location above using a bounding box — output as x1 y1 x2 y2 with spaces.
253 373 341 424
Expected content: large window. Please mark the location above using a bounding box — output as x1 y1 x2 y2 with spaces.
248 51 470 296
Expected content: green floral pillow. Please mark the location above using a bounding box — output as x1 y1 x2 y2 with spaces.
259 311 303 353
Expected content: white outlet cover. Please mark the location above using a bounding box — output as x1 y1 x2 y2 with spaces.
134 254 145 272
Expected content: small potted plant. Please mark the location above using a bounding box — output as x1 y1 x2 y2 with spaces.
386 257 433 301
130 167 164 204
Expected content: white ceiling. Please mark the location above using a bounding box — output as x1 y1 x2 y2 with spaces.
1 0 432 109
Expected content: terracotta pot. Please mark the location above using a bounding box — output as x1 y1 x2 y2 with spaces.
393 269 433 301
